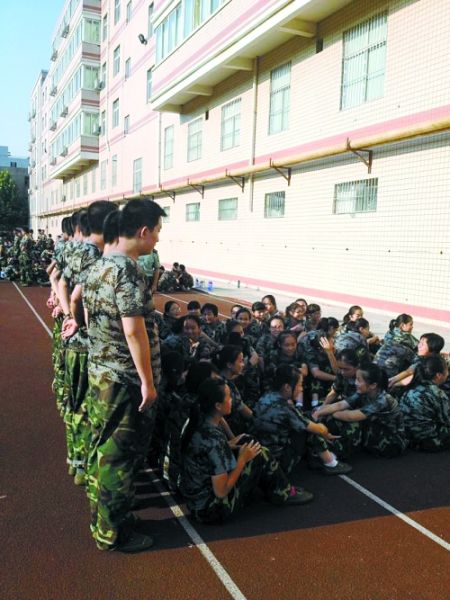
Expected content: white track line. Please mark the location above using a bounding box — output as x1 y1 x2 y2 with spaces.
340 475 450 552
145 468 247 600
14 283 248 600
13 283 53 337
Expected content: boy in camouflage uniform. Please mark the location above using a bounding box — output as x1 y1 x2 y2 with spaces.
83 199 165 553
18 228 34 286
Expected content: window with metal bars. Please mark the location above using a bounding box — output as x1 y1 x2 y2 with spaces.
186 202 200 221
264 191 285 218
187 118 202 162
333 178 378 214
341 12 387 110
221 98 241 151
218 197 238 220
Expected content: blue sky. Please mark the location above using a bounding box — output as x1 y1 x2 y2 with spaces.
0 0 64 157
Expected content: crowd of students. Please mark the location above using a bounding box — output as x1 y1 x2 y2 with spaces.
44 198 450 554
0 228 54 285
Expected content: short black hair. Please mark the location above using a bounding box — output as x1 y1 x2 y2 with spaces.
118 199 166 237
79 210 91 237
420 333 445 354
88 201 118 234
201 302 218 317
187 300 201 311
252 301 266 312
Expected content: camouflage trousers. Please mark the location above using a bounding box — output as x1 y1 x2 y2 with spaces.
63 348 90 471
408 425 450 452
86 379 157 549
269 431 307 476
322 417 363 459
191 446 291 524
19 255 33 285
52 316 65 415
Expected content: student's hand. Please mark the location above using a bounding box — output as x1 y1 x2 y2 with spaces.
228 433 246 449
46 295 55 309
139 382 157 412
238 441 261 463
249 351 259 367
388 377 396 389
320 337 333 352
52 305 63 319
61 318 79 339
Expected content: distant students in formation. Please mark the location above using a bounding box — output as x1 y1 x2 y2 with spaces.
30 201 449 554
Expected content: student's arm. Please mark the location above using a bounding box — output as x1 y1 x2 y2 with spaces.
211 442 261 498
320 337 338 373
388 366 415 388
58 276 72 317
122 315 156 411
310 367 336 382
323 388 338 405
219 417 234 440
333 409 366 422
151 269 160 294
313 399 350 419
70 284 85 326
238 402 253 420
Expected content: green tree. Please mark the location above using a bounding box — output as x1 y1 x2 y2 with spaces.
0 170 29 229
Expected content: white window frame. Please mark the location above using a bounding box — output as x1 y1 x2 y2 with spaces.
112 98 119 128
333 179 378 214
114 0 121 24
340 12 388 110
164 125 174 170
126 1 132 23
269 62 291 135
133 158 142 193
112 154 118 187
186 202 200 222
100 160 107 190
124 114 130 134
146 69 152 103
125 57 131 79
218 197 238 220
113 45 120 76
220 98 241 151
187 117 202 162
264 191 285 218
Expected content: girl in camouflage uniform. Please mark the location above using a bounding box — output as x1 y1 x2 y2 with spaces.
313 364 407 458
180 378 313 523
399 355 450 451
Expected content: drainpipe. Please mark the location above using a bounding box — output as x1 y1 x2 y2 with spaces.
249 56 259 213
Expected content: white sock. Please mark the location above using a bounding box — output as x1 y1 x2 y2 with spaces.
324 453 338 467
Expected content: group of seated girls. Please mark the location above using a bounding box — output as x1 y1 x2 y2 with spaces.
149 296 450 523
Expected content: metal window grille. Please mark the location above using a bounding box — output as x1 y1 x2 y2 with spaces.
341 12 388 110
187 118 202 162
186 202 200 221
333 179 378 214
218 197 238 220
269 62 291 134
264 191 285 218
221 98 241 151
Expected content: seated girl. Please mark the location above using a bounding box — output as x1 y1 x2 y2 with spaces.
180 378 314 523
162 315 218 363
262 294 284 318
284 301 307 335
374 314 418 378
263 331 308 403
334 317 372 363
399 355 450 451
254 365 352 476
323 349 359 405
256 315 286 365
389 333 445 388
313 363 407 458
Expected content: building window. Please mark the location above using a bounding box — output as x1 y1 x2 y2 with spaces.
126 1 132 23
124 114 130 134
112 98 119 128
333 179 378 214
125 57 131 79
218 197 237 220
186 202 200 221
164 125 174 169
102 14 108 41
341 12 388 110
187 118 202 162
101 110 106 136
100 160 107 190
264 191 285 218
162 205 170 222
269 62 291 134
146 69 152 102
112 155 118 186
101 62 107 86
133 158 142 193
76 178 81 198
155 4 182 63
148 3 154 38
84 18 100 43
92 167 97 193
113 45 120 76
114 0 121 24
221 98 241 151
83 174 88 195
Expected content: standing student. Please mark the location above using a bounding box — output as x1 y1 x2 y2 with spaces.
83 199 166 553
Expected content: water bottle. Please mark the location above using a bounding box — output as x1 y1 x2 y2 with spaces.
207 280 213 292
311 393 320 408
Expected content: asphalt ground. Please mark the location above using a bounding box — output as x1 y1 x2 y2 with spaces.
1 282 449 600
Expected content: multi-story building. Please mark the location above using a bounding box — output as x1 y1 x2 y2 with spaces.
31 0 450 325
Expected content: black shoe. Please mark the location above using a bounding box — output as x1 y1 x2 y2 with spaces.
322 461 352 476
285 486 314 505
116 531 155 554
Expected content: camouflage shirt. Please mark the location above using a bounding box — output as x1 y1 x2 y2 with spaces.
53 239 66 271
332 372 357 400
180 419 236 510
84 253 156 386
399 382 450 442
346 390 404 434
334 331 370 363
253 391 309 459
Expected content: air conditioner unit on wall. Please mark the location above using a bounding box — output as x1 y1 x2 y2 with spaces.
61 24 69 38
50 85 57 97
50 121 57 131
60 106 68 117
60 147 68 157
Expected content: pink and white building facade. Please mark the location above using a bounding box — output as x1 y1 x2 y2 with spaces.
30 0 450 324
